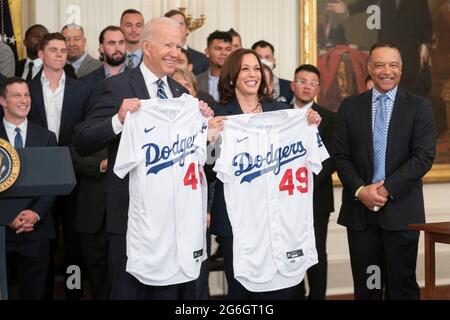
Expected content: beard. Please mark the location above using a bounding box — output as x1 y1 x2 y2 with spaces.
105 52 126 66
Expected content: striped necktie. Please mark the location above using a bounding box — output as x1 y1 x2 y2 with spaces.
157 79 168 99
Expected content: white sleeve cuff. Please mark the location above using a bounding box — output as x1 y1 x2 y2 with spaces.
112 114 124 135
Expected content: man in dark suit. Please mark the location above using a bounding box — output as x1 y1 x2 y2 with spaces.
165 9 209 75
74 25 127 300
27 32 93 299
16 24 48 81
290 64 335 300
75 17 213 300
252 40 294 104
334 42 436 299
0 77 57 299
326 0 432 96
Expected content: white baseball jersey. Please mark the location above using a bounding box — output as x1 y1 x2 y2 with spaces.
213 109 329 292
114 94 208 286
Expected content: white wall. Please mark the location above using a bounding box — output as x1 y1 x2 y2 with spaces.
30 0 299 80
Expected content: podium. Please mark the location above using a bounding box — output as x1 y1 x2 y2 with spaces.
0 147 76 300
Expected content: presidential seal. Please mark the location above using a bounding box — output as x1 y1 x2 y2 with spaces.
0 138 21 192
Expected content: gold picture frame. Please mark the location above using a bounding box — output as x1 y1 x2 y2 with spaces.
299 0 450 184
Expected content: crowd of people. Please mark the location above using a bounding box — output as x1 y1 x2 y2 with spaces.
0 6 436 301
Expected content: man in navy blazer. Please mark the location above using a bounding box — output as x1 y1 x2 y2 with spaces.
0 77 57 299
27 32 93 299
74 25 128 300
334 42 436 299
75 17 213 300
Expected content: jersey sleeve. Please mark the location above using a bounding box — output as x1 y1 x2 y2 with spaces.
114 111 137 179
213 130 234 184
307 126 329 175
193 115 209 165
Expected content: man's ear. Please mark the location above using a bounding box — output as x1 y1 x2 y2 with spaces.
0 97 7 108
187 63 193 72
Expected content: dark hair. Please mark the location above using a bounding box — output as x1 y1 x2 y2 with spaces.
294 64 321 80
180 47 192 64
227 28 241 38
24 24 48 39
99 25 124 44
369 41 402 58
251 40 274 54
0 77 28 99
120 9 143 23
164 9 187 24
39 32 66 51
207 30 232 47
219 48 269 104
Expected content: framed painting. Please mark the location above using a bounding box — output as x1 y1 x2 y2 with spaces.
299 0 450 183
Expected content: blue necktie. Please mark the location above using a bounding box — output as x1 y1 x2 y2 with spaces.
14 127 23 148
372 95 389 183
157 79 168 99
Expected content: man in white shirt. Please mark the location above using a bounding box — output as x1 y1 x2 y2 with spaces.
27 32 93 300
0 77 57 299
61 24 102 78
75 17 213 300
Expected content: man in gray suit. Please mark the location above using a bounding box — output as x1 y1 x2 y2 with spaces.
0 42 15 77
62 24 102 78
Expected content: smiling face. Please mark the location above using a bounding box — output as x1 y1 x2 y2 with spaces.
368 47 402 93
142 21 183 78
235 53 262 97
0 82 32 124
62 27 86 62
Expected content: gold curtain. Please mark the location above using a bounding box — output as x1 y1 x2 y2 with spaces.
9 0 24 60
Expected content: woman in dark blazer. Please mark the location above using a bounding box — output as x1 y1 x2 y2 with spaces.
209 49 321 299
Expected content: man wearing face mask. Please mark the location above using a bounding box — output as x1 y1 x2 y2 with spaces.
251 40 294 105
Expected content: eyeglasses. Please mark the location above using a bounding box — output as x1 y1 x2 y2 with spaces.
294 78 320 87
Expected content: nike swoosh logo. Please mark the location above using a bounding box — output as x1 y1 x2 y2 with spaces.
144 126 156 133
237 137 249 143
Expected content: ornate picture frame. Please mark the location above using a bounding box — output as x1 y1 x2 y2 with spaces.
299 0 450 183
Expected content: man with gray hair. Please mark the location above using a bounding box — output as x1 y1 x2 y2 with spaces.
75 17 213 300
62 24 102 78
